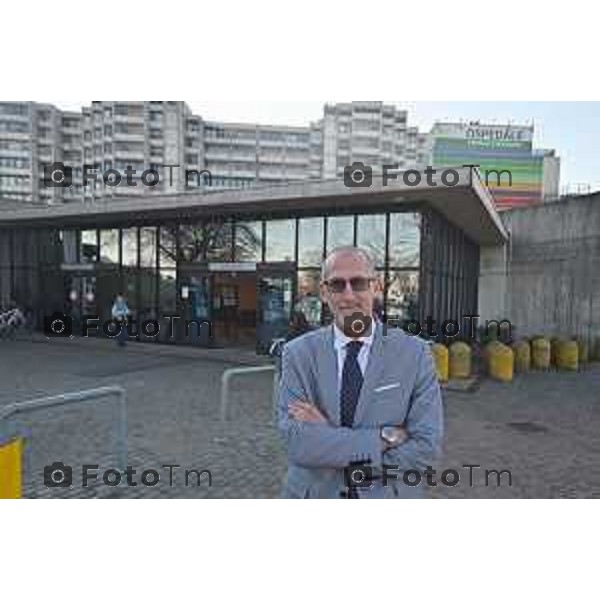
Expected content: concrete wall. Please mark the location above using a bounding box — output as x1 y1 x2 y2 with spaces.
479 193 600 342
542 154 561 202
477 243 508 327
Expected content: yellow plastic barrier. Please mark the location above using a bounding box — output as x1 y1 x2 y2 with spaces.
513 340 531 373
449 341 471 379
555 340 579 371
531 337 551 370
577 339 589 363
0 437 23 499
550 338 562 366
487 343 514 382
430 343 449 382
484 341 503 373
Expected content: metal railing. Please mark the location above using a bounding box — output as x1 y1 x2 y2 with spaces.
220 365 276 422
0 386 127 498
219 338 286 422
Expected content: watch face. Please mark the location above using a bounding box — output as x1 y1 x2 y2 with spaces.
382 427 403 444
382 427 396 443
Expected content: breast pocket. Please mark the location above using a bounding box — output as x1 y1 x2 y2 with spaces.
366 384 411 425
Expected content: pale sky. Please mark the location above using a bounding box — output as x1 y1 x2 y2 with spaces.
50 101 600 193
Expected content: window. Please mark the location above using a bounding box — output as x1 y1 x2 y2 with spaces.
296 270 322 326
80 230 98 263
99 229 120 265
122 228 138 267
356 214 386 267
389 213 420 268
235 221 262 262
326 215 354 252
178 223 205 262
205 221 234 262
298 217 324 267
159 226 177 268
265 220 295 262
140 227 157 267
386 271 419 322
159 270 177 312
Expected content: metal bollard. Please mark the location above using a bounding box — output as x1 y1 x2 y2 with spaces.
220 365 276 422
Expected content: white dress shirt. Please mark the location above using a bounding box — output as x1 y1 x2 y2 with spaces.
332 320 378 392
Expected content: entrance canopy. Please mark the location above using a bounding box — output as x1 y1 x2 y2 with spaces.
0 167 508 246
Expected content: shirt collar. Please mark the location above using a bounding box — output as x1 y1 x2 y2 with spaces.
332 319 378 352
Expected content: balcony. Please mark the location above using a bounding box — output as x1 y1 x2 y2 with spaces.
203 135 256 146
113 112 145 124
0 148 30 158
114 130 146 142
209 167 256 179
0 165 31 175
204 151 257 163
0 112 30 122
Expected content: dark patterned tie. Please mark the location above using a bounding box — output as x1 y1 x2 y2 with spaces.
340 341 364 428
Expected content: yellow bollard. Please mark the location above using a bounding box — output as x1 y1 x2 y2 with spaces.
449 341 471 379
550 338 562 367
430 343 449 383
0 437 23 499
513 340 531 373
531 337 551 370
484 341 503 374
488 343 514 382
555 340 579 371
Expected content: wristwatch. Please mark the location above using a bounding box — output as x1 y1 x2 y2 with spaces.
381 426 406 447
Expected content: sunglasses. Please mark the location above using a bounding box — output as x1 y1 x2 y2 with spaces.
324 277 374 293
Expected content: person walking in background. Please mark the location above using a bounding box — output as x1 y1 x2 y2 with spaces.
111 293 130 347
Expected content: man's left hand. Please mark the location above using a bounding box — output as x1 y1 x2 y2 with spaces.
289 400 328 424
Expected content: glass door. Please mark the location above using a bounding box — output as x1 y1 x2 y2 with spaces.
256 265 295 354
180 272 212 346
63 271 97 335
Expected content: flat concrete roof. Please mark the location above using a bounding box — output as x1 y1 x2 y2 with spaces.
0 167 508 245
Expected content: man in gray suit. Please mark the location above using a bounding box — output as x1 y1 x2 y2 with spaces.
276 246 443 499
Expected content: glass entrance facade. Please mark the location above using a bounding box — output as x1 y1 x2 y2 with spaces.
2 206 480 351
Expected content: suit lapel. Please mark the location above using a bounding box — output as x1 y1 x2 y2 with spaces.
316 325 341 426
353 323 386 425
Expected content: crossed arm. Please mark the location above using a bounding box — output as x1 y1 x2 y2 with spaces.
276 342 443 471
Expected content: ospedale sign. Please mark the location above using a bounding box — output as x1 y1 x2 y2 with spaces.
433 122 534 143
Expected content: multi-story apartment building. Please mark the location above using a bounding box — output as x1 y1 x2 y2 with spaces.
0 100 431 204
201 120 316 188
80 101 187 200
0 101 559 210
0 102 83 205
317 101 430 179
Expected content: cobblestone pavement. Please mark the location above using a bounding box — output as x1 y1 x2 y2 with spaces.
1 335 599 498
